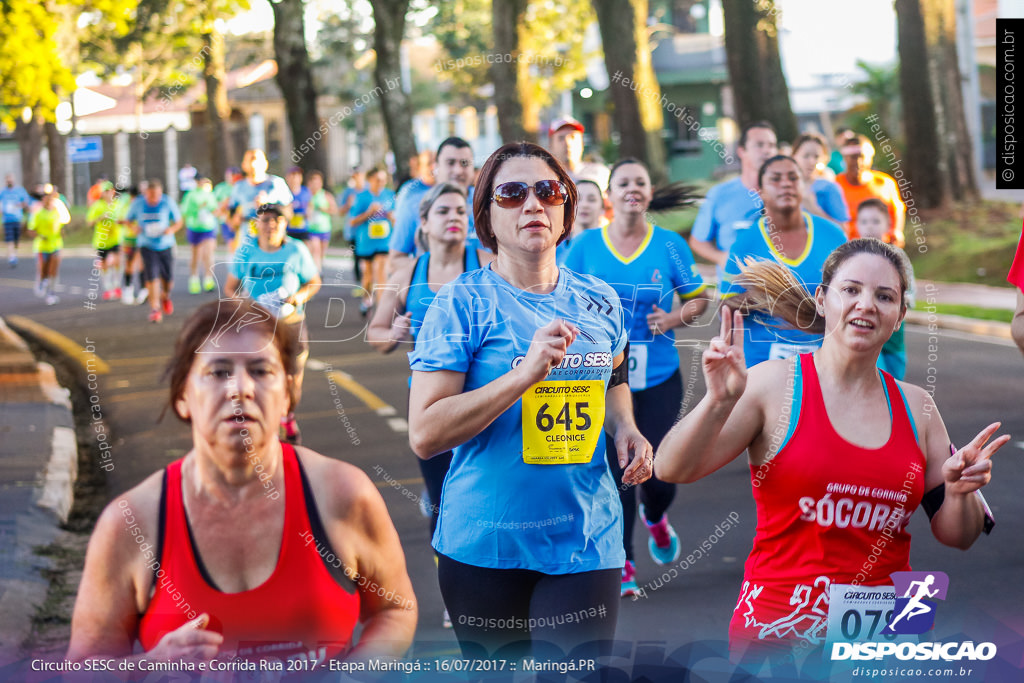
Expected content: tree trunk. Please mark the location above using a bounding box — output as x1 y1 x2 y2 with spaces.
630 0 667 182
896 0 947 209
203 25 234 183
924 0 978 201
369 0 417 188
492 0 528 142
593 0 668 180
15 113 44 189
45 120 66 192
721 0 798 143
271 0 327 176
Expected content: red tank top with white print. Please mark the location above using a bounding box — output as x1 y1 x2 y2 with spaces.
729 353 926 647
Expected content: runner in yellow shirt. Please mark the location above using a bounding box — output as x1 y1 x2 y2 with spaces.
86 181 123 301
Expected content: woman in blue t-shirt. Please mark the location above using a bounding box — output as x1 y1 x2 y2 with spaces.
563 158 710 598
408 142 653 660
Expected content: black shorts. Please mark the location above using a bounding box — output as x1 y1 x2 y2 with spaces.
4 221 21 243
140 247 174 282
97 245 120 260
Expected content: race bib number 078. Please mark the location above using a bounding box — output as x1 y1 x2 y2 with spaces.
521 381 604 465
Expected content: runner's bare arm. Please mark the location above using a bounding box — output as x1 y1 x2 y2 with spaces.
656 308 766 482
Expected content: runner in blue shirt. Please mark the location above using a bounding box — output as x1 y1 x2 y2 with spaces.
690 122 777 284
408 142 652 660
721 155 848 367
225 149 292 252
793 133 851 229
2 174 32 267
348 167 395 315
125 180 183 323
284 166 312 241
563 158 710 597
387 138 478 269
226 202 321 445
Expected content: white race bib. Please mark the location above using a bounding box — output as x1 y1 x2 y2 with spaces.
826 584 916 645
768 342 819 361
627 344 648 391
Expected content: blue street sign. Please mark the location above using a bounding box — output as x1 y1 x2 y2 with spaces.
67 136 103 163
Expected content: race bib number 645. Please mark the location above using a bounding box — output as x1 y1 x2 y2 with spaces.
521 381 604 464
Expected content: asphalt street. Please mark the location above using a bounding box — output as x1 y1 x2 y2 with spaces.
2 249 1023 676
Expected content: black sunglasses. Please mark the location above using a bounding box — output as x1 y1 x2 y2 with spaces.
491 180 569 209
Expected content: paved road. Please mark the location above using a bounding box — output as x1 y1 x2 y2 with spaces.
3 251 1023 677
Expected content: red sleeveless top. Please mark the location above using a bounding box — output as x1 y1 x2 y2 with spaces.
729 354 926 647
138 444 360 662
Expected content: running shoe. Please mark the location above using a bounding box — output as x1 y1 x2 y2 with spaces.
162 297 174 316
148 310 162 323
122 287 135 305
281 414 302 445
188 275 201 294
45 294 59 306
136 288 149 305
8 256 16 268
621 560 639 598
102 288 121 302
203 276 216 292
34 281 45 298
641 505 681 565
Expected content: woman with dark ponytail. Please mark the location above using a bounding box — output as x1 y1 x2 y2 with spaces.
656 238 1008 665
563 158 709 597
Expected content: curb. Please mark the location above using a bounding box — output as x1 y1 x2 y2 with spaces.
0 317 79 664
904 311 1013 341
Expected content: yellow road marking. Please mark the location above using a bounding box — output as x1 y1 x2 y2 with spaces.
326 371 391 414
5 315 110 374
0 277 35 290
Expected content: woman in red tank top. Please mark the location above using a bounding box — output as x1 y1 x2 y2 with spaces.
656 239 1008 661
68 299 417 667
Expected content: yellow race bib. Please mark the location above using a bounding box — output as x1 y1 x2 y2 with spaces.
521 381 604 464
368 220 391 239
290 213 305 228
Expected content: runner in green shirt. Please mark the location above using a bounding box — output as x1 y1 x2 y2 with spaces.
181 177 220 293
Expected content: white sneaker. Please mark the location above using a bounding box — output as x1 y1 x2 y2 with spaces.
136 288 149 305
34 281 45 298
122 286 135 305
45 294 59 306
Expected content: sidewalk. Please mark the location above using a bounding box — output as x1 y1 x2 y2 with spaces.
0 319 77 665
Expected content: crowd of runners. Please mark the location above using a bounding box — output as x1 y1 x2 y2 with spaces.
5 113 1011 672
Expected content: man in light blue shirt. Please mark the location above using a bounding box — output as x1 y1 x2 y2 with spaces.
387 137 477 269
126 179 183 323
689 121 777 284
2 174 31 267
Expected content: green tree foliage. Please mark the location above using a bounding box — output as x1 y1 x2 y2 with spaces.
0 0 74 126
429 0 594 113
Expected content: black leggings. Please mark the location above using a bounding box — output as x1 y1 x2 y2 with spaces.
417 450 452 537
437 553 619 661
605 369 682 562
